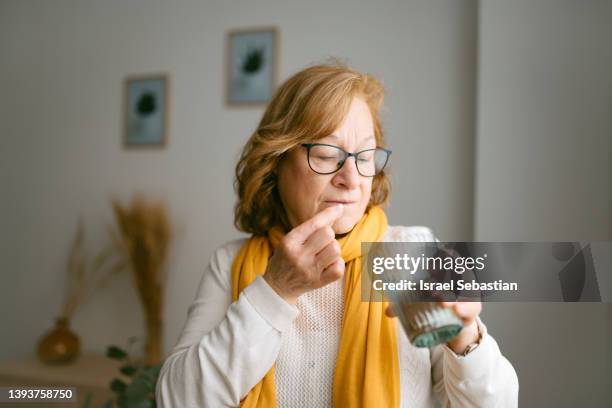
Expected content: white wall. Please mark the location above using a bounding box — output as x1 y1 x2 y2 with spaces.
0 0 477 360
475 0 612 406
475 0 611 242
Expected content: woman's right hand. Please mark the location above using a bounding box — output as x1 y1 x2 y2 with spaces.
263 204 345 305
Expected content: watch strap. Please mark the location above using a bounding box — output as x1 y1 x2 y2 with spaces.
460 320 483 357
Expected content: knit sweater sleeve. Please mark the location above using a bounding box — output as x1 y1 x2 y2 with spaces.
406 227 519 407
155 238 299 408
388 225 519 407
430 316 519 407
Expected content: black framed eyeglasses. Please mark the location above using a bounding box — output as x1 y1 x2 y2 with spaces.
301 143 392 177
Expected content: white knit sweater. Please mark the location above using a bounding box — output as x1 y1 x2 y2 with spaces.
156 226 519 407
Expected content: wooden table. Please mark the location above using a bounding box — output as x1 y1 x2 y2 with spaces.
0 353 126 407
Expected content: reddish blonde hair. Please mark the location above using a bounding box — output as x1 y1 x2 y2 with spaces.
234 62 391 235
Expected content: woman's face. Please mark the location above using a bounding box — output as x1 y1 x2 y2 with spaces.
277 97 376 234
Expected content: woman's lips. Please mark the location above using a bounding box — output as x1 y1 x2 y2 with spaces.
324 200 356 205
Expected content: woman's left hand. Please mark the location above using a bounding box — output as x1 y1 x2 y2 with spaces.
385 301 482 354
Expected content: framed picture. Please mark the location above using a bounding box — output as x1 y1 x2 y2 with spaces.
226 27 277 106
123 74 169 147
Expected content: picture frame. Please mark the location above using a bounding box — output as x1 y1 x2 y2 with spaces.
123 74 169 147
226 27 278 106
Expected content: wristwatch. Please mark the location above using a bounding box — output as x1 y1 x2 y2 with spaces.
460 320 483 357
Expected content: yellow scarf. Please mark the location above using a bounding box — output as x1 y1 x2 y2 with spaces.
231 206 400 407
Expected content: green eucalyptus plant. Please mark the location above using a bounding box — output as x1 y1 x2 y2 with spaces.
101 342 162 408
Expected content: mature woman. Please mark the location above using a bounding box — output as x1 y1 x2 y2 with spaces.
156 63 519 407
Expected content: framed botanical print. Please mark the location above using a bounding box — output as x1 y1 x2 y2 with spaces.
226 27 277 106
123 74 169 147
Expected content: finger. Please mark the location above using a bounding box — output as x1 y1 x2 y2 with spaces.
314 239 341 270
439 301 465 312
287 204 344 244
385 304 397 318
439 301 482 320
455 302 482 319
439 300 476 309
318 258 345 287
303 225 336 254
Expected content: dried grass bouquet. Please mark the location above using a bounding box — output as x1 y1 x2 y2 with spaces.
111 194 172 366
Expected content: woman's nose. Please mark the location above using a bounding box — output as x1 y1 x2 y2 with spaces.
332 157 361 188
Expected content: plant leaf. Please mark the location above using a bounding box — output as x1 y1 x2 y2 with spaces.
110 378 127 394
119 364 137 377
106 345 128 360
131 399 155 408
117 394 128 408
125 376 150 401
